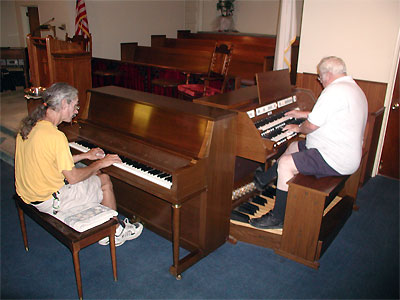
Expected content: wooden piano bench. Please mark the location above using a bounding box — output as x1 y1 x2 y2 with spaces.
14 195 119 300
275 174 355 269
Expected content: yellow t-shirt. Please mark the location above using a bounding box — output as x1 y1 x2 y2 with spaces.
15 120 74 204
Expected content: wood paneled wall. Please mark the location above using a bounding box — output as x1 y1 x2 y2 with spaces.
296 73 387 112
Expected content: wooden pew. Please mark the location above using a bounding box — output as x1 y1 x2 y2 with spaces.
151 34 276 55
177 30 278 47
151 35 274 86
121 42 271 88
176 30 299 85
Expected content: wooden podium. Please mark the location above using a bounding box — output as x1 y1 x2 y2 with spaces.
26 34 92 118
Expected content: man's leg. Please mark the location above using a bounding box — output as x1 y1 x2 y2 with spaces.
98 173 117 210
254 141 300 191
97 173 144 246
250 146 300 229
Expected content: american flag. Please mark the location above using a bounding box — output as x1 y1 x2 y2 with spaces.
75 0 90 38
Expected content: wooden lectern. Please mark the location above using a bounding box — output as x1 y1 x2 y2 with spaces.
26 34 92 118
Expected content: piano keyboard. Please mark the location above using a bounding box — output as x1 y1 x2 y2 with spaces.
69 141 173 189
255 109 304 147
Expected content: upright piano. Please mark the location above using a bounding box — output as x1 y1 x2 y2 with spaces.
60 86 237 278
195 70 358 268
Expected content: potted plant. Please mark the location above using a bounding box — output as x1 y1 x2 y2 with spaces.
216 0 235 31
217 0 235 16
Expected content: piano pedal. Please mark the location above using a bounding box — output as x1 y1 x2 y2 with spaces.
262 185 276 198
230 210 250 224
251 195 268 206
241 202 259 213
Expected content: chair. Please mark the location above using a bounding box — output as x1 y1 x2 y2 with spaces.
14 195 118 300
65 33 92 55
177 43 233 100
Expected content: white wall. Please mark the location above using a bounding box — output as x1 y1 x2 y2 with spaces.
3 0 304 57
85 1 185 59
197 0 303 35
6 0 185 60
298 0 400 83
1 0 21 47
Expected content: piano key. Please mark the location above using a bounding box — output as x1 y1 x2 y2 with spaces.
69 141 173 189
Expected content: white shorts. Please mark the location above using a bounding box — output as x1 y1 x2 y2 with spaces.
32 175 103 214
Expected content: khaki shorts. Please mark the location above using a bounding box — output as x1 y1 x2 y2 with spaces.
32 175 103 214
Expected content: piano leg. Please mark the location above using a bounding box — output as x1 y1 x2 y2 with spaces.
170 204 182 280
169 191 206 279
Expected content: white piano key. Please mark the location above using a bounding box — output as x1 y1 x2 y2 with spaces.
69 142 172 189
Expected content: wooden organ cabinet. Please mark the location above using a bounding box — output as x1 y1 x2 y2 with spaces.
26 34 91 118
195 70 362 269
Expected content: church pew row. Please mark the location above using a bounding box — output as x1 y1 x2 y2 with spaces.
176 30 299 85
120 43 273 87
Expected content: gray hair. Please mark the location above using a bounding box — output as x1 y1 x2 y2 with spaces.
19 82 78 140
42 82 78 111
317 56 347 76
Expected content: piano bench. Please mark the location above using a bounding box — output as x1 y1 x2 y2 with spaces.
14 195 119 300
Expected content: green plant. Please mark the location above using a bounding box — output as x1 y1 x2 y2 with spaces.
217 0 235 17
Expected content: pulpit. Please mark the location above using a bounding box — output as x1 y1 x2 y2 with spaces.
26 34 92 118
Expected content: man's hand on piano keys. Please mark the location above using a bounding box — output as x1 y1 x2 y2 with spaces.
97 154 122 169
86 147 106 160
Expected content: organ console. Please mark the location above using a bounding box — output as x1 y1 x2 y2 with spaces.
195 70 358 268
195 70 316 199
59 86 237 278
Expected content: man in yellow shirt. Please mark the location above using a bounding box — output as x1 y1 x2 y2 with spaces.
15 82 142 246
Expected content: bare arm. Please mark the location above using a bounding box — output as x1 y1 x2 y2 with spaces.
63 154 122 185
72 147 105 163
284 119 319 135
285 109 311 119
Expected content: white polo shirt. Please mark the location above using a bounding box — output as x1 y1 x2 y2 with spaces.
306 76 368 175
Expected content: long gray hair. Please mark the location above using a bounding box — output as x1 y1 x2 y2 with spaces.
19 82 78 140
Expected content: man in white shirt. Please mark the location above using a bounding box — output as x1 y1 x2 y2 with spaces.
251 56 368 229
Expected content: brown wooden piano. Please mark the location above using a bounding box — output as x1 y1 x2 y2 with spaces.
195 70 361 268
59 86 237 278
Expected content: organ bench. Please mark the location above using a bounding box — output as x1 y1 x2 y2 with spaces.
275 174 355 269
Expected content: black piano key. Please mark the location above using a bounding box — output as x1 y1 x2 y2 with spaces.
157 173 170 178
149 169 162 175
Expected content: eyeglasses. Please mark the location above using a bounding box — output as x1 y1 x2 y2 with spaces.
317 75 322 83
74 105 80 111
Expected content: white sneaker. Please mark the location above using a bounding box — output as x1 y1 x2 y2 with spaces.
98 218 143 247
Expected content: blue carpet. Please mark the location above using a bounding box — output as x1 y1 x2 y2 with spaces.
1 160 399 299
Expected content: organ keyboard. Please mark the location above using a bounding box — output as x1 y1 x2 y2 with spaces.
60 86 237 278
195 78 315 163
